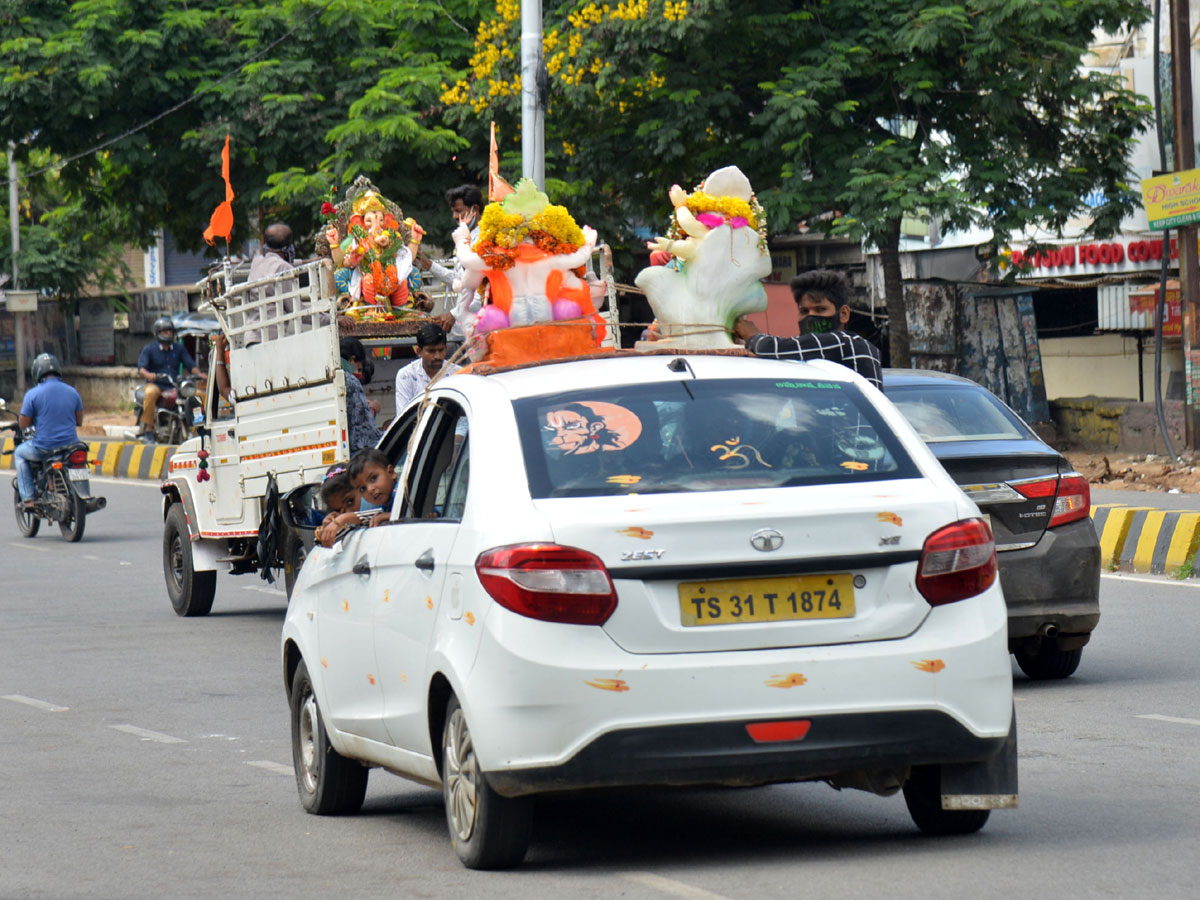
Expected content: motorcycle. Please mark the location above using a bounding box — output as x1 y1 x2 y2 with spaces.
133 373 204 445
0 399 107 542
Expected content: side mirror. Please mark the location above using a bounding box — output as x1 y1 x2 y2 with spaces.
280 483 321 531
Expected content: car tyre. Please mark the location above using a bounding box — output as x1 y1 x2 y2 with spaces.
903 765 991 835
13 482 39 538
290 660 368 815
1014 645 1083 680
163 503 216 617
442 695 532 870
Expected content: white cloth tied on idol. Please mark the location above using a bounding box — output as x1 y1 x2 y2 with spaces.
509 295 554 327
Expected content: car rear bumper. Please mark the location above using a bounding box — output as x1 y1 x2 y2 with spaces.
461 586 1013 793
486 709 1009 796
996 517 1100 641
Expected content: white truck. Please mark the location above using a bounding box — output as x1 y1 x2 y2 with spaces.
160 260 360 616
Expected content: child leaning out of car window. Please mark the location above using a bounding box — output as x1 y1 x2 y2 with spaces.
314 450 399 547
313 463 360 547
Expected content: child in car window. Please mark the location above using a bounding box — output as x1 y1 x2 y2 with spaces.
313 463 362 546
349 448 398 527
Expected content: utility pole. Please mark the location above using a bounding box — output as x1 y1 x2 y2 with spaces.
1171 0 1200 449
520 0 545 187
7 143 24 397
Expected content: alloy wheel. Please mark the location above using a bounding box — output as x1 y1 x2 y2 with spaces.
297 688 320 795
444 707 478 842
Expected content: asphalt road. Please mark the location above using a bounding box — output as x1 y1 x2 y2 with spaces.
1 478 1198 900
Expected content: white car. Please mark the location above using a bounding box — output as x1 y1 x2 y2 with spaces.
281 353 1016 869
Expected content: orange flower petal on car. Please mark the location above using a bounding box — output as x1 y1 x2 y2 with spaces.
585 678 630 692
912 659 946 673
341 599 350 612
382 589 390 603
876 512 902 527
766 672 808 688
425 596 433 610
618 526 655 540
464 611 476 626
321 657 328 669
367 674 376 685
841 461 870 471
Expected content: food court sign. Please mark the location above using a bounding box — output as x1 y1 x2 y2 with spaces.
1141 169 1200 231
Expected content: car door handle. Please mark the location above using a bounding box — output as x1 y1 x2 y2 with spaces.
352 558 371 577
415 549 435 573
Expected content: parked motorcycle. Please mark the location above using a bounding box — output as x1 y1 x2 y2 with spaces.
1 399 107 541
133 373 204 445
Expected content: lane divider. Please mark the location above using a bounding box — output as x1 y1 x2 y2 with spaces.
1091 503 1200 577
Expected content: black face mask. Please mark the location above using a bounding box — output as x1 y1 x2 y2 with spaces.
801 313 840 335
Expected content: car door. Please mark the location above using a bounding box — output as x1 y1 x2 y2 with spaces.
369 397 470 753
307 407 420 743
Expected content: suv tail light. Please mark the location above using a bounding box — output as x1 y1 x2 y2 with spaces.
68 449 89 467
916 518 997 606
476 543 617 625
1049 473 1090 528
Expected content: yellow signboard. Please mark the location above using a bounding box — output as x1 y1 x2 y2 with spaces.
1141 169 1200 231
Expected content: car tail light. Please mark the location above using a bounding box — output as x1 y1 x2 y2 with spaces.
1012 476 1058 499
916 518 997 606
1049 473 1090 528
476 543 617 625
68 450 88 467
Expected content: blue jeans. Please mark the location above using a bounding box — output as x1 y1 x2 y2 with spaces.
14 442 46 502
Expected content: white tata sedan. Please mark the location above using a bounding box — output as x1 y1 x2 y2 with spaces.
281 353 1016 869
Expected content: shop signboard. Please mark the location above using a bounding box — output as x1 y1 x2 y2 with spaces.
1128 285 1182 336
1141 169 1200 231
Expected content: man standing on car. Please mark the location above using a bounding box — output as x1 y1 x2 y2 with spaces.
14 354 83 511
733 269 883 389
414 184 484 338
394 322 458 414
137 317 203 440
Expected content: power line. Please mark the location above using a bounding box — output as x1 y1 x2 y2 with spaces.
3 0 331 190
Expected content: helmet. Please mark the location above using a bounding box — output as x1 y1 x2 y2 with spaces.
31 353 61 384
153 316 175 343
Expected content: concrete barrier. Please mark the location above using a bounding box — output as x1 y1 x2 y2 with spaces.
1091 503 1200 577
1 438 176 482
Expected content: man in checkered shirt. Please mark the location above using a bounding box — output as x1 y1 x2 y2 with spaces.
733 269 882 389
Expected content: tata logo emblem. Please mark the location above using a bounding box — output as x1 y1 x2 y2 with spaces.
750 528 784 552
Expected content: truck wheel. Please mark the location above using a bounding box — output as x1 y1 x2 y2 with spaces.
290 660 368 814
164 503 216 617
903 765 991 836
283 532 307 600
13 483 40 538
1014 645 1082 680
442 695 532 869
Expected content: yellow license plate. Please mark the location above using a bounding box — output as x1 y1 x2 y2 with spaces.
679 574 855 626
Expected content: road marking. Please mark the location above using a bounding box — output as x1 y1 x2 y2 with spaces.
621 873 733 900
83 554 102 561
241 584 285 596
109 724 186 744
1101 573 1200 589
87 475 161 489
1136 714 1200 727
2 694 69 712
119 561 133 567
247 760 294 776
7 542 49 552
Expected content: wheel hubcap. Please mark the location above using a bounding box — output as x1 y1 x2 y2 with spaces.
444 708 478 842
169 535 185 589
298 689 319 794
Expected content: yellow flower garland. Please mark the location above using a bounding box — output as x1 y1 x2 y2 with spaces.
475 201 584 250
685 190 758 228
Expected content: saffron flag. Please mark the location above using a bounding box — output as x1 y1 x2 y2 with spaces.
202 135 235 246
488 122 514 202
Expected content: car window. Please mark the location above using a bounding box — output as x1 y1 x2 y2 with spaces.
400 399 469 519
887 384 1028 442
514 377 917 499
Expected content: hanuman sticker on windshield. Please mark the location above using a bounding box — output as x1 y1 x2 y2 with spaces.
543 401 643 456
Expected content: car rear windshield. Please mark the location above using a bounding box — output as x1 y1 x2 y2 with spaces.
514 377 919 498
886 383 1029 442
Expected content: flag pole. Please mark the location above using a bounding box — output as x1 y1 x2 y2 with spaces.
520 0 544 188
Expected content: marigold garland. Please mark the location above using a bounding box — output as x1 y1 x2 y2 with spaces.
668 182 769 251
473 198 586 269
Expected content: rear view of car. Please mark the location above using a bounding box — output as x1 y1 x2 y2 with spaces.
885 370 1100 679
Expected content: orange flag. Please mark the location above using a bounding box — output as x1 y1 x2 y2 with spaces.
202 135 235 246
488 122 514 202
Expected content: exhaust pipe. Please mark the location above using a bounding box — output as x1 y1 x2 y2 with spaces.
1037 623 1059 639
85 496 107 513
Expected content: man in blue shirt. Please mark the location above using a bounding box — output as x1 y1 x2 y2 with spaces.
16 354 83 509
137 316 202 439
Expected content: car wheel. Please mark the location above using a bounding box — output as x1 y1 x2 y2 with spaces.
442 695 532 869
1014 645 1083 680
13 482 39 538
903 765 991 835
163 503 216 617
56 473 86 542
290 660 368 815
283 532 307 601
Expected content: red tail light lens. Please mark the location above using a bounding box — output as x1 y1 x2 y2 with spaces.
1049 473 1090 528
916 518 997 606
476 543 617 625
1012 476 1057 499
68 450 88 467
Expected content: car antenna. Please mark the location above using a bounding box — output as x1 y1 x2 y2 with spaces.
667 357 693 376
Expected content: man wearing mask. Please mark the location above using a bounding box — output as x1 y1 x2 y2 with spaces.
733 269 882 389
137 317 203 440
415 184 484 338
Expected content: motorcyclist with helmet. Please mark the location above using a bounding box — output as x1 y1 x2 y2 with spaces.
15 354 83 511
137 317 203 441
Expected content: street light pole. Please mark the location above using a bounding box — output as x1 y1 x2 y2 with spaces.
8 143 24 397
520 0 545 187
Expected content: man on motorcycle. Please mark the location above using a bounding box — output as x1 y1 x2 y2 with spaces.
137 317 203 441
15 354 83 510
